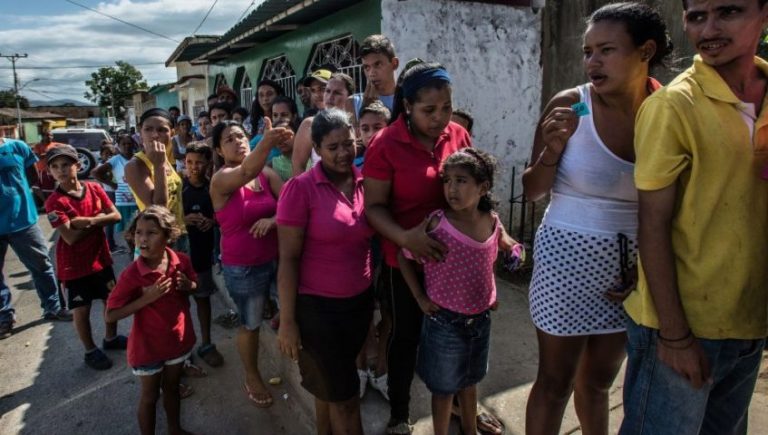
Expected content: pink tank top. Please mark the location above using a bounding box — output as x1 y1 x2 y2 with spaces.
215 172 278 266
422 210 500 315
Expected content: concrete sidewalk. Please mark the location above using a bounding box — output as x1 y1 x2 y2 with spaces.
1 219 767 434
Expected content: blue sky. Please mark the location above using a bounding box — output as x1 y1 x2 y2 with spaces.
1 0 259 103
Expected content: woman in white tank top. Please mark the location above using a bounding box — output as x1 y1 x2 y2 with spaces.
522 4 673 434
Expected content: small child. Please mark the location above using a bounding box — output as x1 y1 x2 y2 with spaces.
451 109 474 135
182 143 224 367
99 143 118 250
397 148 522 435
106 206 197 435
268 119 303 181
44 145 127 370
355 101 390 168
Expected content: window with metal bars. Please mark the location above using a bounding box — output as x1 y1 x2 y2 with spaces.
259 55 297 101
240 74 253 108
306 34 366 94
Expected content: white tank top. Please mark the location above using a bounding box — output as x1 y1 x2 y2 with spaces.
541 84 638 237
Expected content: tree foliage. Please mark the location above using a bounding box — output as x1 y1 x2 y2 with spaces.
0 89 29 109
84 61 147 117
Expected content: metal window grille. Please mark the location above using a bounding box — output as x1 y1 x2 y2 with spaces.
260 55 296 101
213 74 228 91
240 74 253 108
307 35 366 94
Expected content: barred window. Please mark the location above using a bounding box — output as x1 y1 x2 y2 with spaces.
212 74 228 92
240 74 253 108
307 35 365 94
260 55 296 100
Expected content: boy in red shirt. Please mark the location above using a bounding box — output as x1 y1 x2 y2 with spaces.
44 145 126 370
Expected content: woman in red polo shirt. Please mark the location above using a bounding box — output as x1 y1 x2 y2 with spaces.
277 108 373 434
363 61 472 434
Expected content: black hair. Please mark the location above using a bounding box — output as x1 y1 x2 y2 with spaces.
185 142 212 161
232 106 249 121
360 34 397 60
168 106 180 113
588 2 673 70
211 120 244 150
249 80 285 130
390 61 451 125
681 0 767 8
452 109 474 133
441 148 499 212
197 110 210 120
271 95 301 131
209 102 233 117
139 108 172 126
311 109 352 147
207 93 218 102
100 144 116 155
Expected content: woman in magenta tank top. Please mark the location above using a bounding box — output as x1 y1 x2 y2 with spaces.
210 119 293 408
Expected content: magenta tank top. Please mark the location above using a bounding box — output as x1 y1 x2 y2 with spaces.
422 210 500 315
215 172 278 266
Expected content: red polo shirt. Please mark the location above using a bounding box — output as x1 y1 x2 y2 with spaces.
363 115 472 267
107 248 197 367
45 182 114 281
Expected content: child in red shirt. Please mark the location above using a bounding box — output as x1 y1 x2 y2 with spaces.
44 145 126 371
106 205 197 435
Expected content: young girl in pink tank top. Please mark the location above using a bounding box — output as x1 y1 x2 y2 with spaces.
398 148 523 435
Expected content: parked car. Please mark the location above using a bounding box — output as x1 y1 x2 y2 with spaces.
50 128 111 178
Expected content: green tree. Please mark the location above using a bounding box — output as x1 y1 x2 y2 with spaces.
0 89 29 109
760 30 768 60
84 61 147 118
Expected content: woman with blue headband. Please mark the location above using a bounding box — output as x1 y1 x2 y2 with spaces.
363 61 510 435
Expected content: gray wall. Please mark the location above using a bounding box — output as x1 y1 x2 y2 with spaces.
541 0 695 105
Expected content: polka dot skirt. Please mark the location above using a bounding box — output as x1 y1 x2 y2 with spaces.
529 224 637 336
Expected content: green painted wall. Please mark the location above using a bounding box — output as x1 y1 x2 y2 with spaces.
152 88 179 111
208 0 381 94
23 121 41 144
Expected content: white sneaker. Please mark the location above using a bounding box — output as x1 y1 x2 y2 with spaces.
357 369 369 398
369 371 389 401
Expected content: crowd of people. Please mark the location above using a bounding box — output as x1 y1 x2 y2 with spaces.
1 0 768 434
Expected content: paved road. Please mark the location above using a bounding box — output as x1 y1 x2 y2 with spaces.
1 218 766 434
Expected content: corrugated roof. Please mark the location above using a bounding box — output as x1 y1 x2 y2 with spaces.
195 0 363 62
0 108 67 120
166 35 221 66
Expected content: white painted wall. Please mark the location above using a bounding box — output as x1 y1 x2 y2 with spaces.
382 0 542 228
174 62 210 116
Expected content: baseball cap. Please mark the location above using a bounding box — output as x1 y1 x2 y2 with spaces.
46 145 79 166
303 69 333 86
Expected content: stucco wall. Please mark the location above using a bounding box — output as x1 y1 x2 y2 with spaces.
382 0 543 226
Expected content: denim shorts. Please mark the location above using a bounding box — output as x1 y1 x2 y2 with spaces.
222 262 275 330
131 350 191 376
416 308 491 395
619 317 765 435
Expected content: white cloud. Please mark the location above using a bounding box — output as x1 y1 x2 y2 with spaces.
1 0 258 103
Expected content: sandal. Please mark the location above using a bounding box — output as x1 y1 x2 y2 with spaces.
179 383 194 399
476 412 505 435
197 344 224 367
243 382 273 408
182 359 208 378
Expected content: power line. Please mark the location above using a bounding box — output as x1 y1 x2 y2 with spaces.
236 1 256 24
192 0 220 35
64 0 180 43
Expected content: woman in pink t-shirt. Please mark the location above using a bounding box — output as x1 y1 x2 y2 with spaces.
277 109 374 434
210 118 292 408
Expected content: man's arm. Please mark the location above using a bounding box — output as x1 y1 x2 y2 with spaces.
638 185 711 388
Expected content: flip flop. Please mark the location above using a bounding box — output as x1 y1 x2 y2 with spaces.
182 359 208 378
476 412 505 435
243 383 273 408
179 383 194 399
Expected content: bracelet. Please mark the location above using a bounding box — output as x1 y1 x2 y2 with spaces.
538 149 561 167
657 335 695 350
657 328 692 342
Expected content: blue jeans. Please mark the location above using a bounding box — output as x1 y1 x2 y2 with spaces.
222 262 275 331
0 224 63 322
620 317 764 435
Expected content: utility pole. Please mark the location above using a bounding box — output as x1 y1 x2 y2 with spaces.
0 53 29 140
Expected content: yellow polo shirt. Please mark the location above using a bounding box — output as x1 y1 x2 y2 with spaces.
626 56 768 339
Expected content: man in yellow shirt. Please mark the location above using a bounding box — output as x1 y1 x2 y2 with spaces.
620 1 768 434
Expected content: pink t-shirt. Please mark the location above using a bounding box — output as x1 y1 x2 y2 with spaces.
408 210 500 315
215 172 278 266
277 164 374 298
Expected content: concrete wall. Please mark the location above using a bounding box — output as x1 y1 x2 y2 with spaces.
541 0 693 105
174 62 209 115
382 0 543 225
